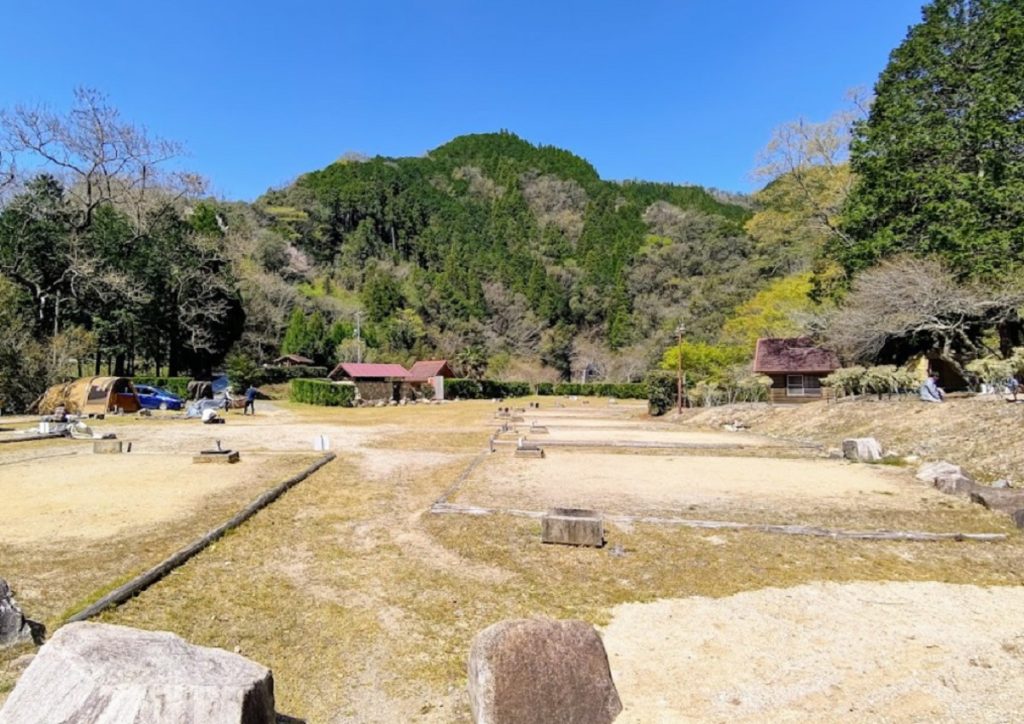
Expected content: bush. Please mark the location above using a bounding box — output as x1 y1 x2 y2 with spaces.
445 378 531 399
226 353 262 393
822 365 917 398
536 382 648 399
132 376 191 398
290 378 355 407
645 370 677 416
258 365 330 384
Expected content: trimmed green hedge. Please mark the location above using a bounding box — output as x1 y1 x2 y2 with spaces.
446 379 531 399
132 376 191 399
290 378 355 407
537 382 648 399
259 365 330 384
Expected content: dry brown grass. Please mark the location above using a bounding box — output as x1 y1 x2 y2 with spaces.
2 398 1023 720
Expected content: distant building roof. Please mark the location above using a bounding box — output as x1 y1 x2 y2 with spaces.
273 354 314 366
407 360 454 381
752 337 840 375
328 362 409 381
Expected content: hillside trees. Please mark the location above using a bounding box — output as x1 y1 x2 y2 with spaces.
0 90 243 383
838 0 1024 278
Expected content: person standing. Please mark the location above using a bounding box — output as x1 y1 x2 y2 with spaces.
244 385 257 415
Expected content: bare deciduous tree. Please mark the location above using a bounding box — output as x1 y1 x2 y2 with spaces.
1 87 204 231
826 256 1024 366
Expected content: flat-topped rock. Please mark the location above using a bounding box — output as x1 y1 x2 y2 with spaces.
468 617 622 724
542 508 604 547
0 622 275 724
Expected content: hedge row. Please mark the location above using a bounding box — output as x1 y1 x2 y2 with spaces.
259 365 330 384
445 379 532 399
535 382 648 399
132 376 191 398
290 378 355 407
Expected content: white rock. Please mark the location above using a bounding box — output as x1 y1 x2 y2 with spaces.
0 622 276 724
915 461 965 482
842 437 883 463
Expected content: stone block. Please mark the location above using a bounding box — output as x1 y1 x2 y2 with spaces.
92 439 123 454
969 486 1024 514
468 618 622 724
1013 509 1024 529
193 450 241 464
514 448 545 459
0 622 275 724
842 437 882 462
542 508 604 547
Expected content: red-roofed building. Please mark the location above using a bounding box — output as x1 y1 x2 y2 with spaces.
407 360 455 401
753 337 840 403
328 362 411 403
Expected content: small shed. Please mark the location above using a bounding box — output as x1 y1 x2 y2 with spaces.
273 354 314 367
408 360 455 400
753 337 840 403
327 363 411 402
37 377 142 415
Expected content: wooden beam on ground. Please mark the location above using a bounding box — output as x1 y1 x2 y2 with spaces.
65 452 337 623
429 503 1007 542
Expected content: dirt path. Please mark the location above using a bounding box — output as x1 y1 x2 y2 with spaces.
603 581 1024 723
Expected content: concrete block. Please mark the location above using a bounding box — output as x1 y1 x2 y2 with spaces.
514 448 545 459
92 440 123 454
542 508 604 547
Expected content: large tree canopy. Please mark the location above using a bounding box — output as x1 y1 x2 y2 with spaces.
837 0 1024 279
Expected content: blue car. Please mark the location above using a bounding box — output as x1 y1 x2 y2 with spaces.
134 384 183 411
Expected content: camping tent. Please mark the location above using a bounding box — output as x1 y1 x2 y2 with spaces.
37 377 141 415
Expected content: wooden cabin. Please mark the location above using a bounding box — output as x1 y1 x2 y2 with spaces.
753 337 840 404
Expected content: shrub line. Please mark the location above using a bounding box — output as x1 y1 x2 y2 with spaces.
65 452 337 624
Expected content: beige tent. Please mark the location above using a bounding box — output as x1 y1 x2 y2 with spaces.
37 377 141 415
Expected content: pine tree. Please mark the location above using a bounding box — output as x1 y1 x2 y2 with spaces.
838 0 1024 279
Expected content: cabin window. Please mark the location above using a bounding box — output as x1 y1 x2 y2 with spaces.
786 375 805 396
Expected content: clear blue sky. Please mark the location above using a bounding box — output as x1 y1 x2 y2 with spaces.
1 1 925 200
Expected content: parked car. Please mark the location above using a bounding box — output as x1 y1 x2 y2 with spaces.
133 384 183 411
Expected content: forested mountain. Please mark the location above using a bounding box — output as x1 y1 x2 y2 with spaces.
246 131 778 381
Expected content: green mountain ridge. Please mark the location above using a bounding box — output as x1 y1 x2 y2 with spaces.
249 131 772 380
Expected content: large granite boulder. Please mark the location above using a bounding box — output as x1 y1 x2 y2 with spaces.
0 622 276 724
0 579 43 648
842 438 883 462
969 487 1024 514
468 618 622 724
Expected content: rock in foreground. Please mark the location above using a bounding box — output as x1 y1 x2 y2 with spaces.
468 617 622 724
0 622 275 724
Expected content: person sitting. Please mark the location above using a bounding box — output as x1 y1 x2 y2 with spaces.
919 374 945 403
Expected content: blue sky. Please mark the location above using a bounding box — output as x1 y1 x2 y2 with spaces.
1 1 925 200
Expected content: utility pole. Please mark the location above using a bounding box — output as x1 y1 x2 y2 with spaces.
676 323 686 415
355 311 362 364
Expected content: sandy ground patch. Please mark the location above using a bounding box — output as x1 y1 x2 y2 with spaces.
459 451 946 516
1 453 303 544
603 581 1024 723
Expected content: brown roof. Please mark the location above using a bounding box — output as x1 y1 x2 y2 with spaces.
752 337 840 374
328 362 409 381
407 360 454 381
273 354 314 365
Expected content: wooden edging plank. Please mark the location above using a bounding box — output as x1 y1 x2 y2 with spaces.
66 452 337 623
429 502 1007 542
